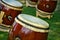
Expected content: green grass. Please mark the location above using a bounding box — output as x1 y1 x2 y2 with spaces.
0 31 8 40
0 1 60 40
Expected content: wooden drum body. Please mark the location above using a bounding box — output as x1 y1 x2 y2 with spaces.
26 0 38 7
36 0 57 19
8 14 49 40
0 0 23 25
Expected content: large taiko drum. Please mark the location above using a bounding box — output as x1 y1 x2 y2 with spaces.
8 14 49 40
0 0 23 25
36 0 57 19
26 0 38 7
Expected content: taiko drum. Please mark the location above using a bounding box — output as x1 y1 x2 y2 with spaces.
8 14 49 40
0 0 23 25
37 0 57 13
36 0 57 18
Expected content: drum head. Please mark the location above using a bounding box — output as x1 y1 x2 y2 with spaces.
17 14 49 28
2 0 23 7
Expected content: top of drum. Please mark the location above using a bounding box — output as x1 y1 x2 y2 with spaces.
17 14 49 28
2 0 23 7
15 14 49 32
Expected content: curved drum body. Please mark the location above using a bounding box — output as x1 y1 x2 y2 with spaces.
0 0 23 25
8 14 49 40
26 0 38 7
36 0 57 19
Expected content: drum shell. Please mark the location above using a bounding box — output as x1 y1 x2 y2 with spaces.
0 1 22 25
8 21 48 40
37 0 57 13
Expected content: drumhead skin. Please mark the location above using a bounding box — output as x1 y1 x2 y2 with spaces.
2 0 23 7
17 14 49 28
15 14 49 32
18 14 49 28
8 14 49 40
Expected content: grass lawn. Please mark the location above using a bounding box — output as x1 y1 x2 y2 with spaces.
0 31 8 40
0 1 60 40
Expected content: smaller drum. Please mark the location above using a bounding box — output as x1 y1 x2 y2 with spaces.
0 0 23 25
26 0 38 7
36 0 57 19
8 14 49 40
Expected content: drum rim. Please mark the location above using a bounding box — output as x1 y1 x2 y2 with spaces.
17 14 49 28
0 1 23 10
36 6 52 14
1 0 23 8
15 18 49 33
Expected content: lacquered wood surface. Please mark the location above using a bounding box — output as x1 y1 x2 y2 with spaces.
8 22 48 40
37 0 57 13
1 4 22 25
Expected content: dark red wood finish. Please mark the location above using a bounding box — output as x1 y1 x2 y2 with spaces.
37 0 57 13
8 22 48 40
1 3 22 25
